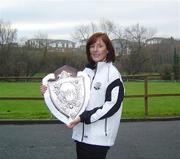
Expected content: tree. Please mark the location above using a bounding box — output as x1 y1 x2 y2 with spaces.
72 19 122 41
99 19 115 37
0 19 17 76
72 19 125 56
71 23 97 42
32 31 49 58
30 31 49 74
173 48 180 80
72 21 157 74
123 23 156 74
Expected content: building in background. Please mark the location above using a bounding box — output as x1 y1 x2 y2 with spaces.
111 39 131 55
26 39 75 52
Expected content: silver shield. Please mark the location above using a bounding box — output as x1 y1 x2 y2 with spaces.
42 66 90 124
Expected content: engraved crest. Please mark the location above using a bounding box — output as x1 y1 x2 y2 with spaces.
42 66 90 124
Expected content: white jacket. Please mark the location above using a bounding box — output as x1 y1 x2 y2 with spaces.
72 62 124 146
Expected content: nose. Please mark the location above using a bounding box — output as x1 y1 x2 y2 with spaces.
93 45 98 51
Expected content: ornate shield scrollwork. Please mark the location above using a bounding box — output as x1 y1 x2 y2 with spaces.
42 65 90 124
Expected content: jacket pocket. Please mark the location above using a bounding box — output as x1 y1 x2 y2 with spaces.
81 123 85 142
105 118 108 136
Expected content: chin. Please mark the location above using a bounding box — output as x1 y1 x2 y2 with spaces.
92 58 98 62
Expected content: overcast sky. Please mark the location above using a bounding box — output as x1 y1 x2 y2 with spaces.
0 0 180 41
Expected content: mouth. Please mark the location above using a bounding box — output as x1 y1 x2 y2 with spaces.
92 54 100 58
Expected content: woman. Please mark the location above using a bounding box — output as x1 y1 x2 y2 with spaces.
41 32 124 159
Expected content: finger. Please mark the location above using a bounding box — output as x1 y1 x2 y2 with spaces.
66 123 74 128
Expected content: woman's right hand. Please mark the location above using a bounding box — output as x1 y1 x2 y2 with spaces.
40 85 47 95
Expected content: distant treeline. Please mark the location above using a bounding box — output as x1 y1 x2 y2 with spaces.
0 47 87 77
0 19 180 79
1 42 180 80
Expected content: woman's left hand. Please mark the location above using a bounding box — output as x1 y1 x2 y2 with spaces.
66 116 81 128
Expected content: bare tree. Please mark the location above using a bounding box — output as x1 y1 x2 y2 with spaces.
90 22 98 34
71 23 99 51
72 24 92 42
99 19 115 37
0 20 17 45
33 31 49 58
72 21 157 74
123 23 156 74
148 37 177 73
0 19 17 76
32 31 50 74
72 19 125 55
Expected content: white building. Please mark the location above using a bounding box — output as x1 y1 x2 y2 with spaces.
146 37 174 45
26 39 75 52
111 39 131 55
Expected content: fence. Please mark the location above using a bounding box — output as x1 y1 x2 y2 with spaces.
0 75 180 117
123 75 180 116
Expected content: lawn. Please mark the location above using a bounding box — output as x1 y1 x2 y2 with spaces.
0 81 179 119
123 81 180 118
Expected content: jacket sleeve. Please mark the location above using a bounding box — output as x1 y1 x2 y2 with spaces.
80 78 124 124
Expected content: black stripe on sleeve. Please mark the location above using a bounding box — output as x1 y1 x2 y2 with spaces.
100 78 124 120
80 78 124 124
80 106 103 124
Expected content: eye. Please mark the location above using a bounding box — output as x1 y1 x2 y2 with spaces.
90 45 95 48
97 44 104 48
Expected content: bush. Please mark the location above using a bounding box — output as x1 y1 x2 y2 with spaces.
42 52 87 73
159 64 173 80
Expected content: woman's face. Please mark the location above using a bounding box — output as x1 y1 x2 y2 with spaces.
89 38 108 63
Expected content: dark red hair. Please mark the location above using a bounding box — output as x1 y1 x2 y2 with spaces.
86 32 115 66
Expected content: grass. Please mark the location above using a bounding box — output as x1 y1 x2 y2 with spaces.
0 81 52 119
0 81 179 119
123 81 180 118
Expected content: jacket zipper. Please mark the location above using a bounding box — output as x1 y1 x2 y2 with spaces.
105 64 109 136
81 68 97 141
90 68 97 89
105 118 108 136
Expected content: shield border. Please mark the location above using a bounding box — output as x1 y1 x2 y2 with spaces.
42 71 90 124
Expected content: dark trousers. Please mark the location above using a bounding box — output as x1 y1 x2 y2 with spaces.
76 141 110 159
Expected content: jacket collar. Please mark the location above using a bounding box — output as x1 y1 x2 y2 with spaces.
85 62 112 70
96 62 108 70
85 63 96 70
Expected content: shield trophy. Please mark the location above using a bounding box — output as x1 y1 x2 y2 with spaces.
42 65 90 124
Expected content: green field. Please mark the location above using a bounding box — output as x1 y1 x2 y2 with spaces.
0 81 180 119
